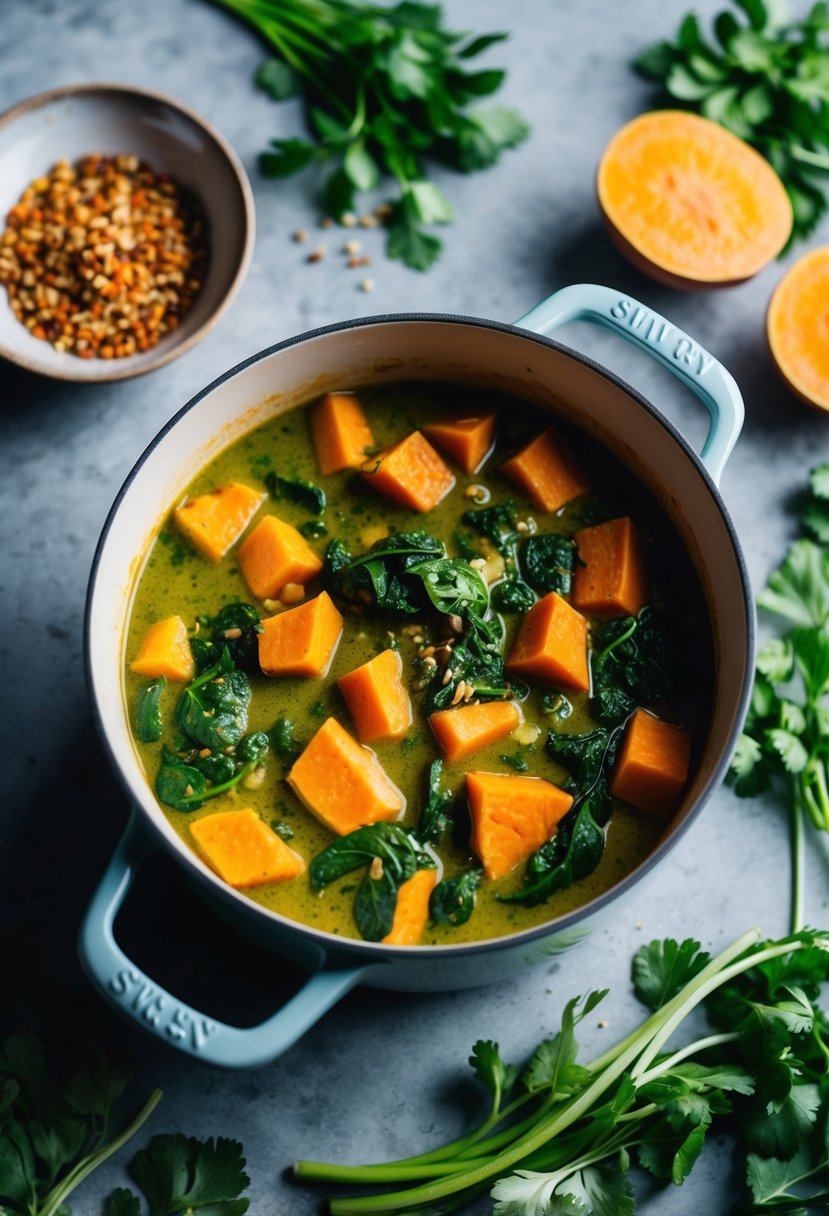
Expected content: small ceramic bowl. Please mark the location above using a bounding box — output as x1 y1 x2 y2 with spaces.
0 82 255 382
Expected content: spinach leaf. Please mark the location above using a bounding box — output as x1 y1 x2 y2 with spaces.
490 578 535 613
409 557 489 617
547 727 617 793
591 608 672 721
210 603 263 671
309 823 418 890
136 676 166 743
156 755 207 812
270 716 304 764
325 537 352 578
175 650 251 751
419 759 454 843
430 869 483 926
462 500 519 561
523 534 577 595
192 752 236 785
265 469 326 515
354 868 400 941
499 801 605 907
330 531 445 615
156 732 269 812
299 519 328 539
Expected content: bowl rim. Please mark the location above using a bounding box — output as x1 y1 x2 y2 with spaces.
0 80 256 383
85 311 756 960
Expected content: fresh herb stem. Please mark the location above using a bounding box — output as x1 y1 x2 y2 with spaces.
792 776 805 935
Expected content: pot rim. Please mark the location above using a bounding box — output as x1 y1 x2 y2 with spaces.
85 310 755 960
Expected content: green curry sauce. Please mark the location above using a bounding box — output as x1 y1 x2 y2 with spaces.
125 385 713 945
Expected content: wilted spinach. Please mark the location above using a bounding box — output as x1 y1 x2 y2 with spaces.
155 731 269 812
500 801 605 907
590 607 672 724
189 602 262 672
327 531 444 615
270 716 304 764
523 533 577 595
410 557 489 618
265 469 326 515
430 868 483 926
175 648 251 751
418 759 454 843
135 676 166 743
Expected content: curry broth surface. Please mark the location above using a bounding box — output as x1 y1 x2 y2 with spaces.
125 384 712 945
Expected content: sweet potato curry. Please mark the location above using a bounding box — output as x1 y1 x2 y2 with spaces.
125 385 712 945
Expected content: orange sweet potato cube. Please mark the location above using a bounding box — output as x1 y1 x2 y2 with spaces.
571 517 648 617
467 771 573 880
174 482 265 561
364 430 455 513
429 700 521 764
382 868 438 946
189 808 305 888
500 428 590 513
610 709 691 817
130 614 194 682
287 717 405 835
422 412 496 474
506 592 589 690
258 591 343 677
337 648 413 743
310 391 376 475
237 514 323 600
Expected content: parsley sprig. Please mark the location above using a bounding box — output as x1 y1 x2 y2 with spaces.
635 0 829 240
294 930 829 1213
729 464 829 932
212 0 529 269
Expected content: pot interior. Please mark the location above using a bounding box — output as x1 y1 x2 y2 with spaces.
87 316 751 953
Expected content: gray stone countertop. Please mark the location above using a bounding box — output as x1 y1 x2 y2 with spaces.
2 0 829 1212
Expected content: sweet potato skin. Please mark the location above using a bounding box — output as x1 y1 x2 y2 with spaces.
130 615 195 682
364 430 455 512
287 716 406 835
429 700 521 764
381 868 438 946
500 428 590 513
571 516 647 617
237 514 323 601
337 648 413 743
310 392 376 474
189 808 306 888
610 709 691 816
258 591 343 677
467 771 573 880
174 482 265 561
506 591 590 690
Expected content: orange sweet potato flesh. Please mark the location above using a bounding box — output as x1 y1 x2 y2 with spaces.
364 430 455 513
768 247 829 413
382 868 438 946
288 716 405 835
571 517 647 617
610 709 691 817
506 592 589 690
467 771 573 880
237 514 323 600
258 591 343 677
310 392 376 474
130 615 194 682
422 412 496 474
189 808 306 888
337 648 413 743
430 700 521 764
598 111 793 289
500 428 590 513
174 482 265 561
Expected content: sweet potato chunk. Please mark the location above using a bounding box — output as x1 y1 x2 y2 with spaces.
130 615 194 682
337 648 413 743
506 592 589 690
500 428 590 513
237 514 323 600
364 430 455 513
287 717 405 835
467 771 573 880
189 808 305 888
382 868 438 946
571 517 647 617
174 482 265 561
422 412 496 473
310 391 376 475
430 700 521 764
258 591 343 677
610 709 691 817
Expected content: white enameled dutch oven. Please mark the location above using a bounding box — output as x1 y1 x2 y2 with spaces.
82 283 754 1068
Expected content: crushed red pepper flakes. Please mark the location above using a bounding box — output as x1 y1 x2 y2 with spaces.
0 153 209 359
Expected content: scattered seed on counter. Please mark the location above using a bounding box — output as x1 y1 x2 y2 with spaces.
358 214 379 228
0 153 208 359
307 245 327 263
359 277 375 292
321 216 334 228
292 228 309 243
341 212 358 227
343 239 361 255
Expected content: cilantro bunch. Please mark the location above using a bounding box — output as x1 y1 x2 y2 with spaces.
730 465 829 931
635 0 829 239
294 929 829 1213
212 0 530 269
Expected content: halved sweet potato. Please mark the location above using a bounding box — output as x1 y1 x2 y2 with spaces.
768 247 829 413
598 110 793 289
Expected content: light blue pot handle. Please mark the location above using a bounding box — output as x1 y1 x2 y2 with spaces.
514 283 744 486
79 813 369 1068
